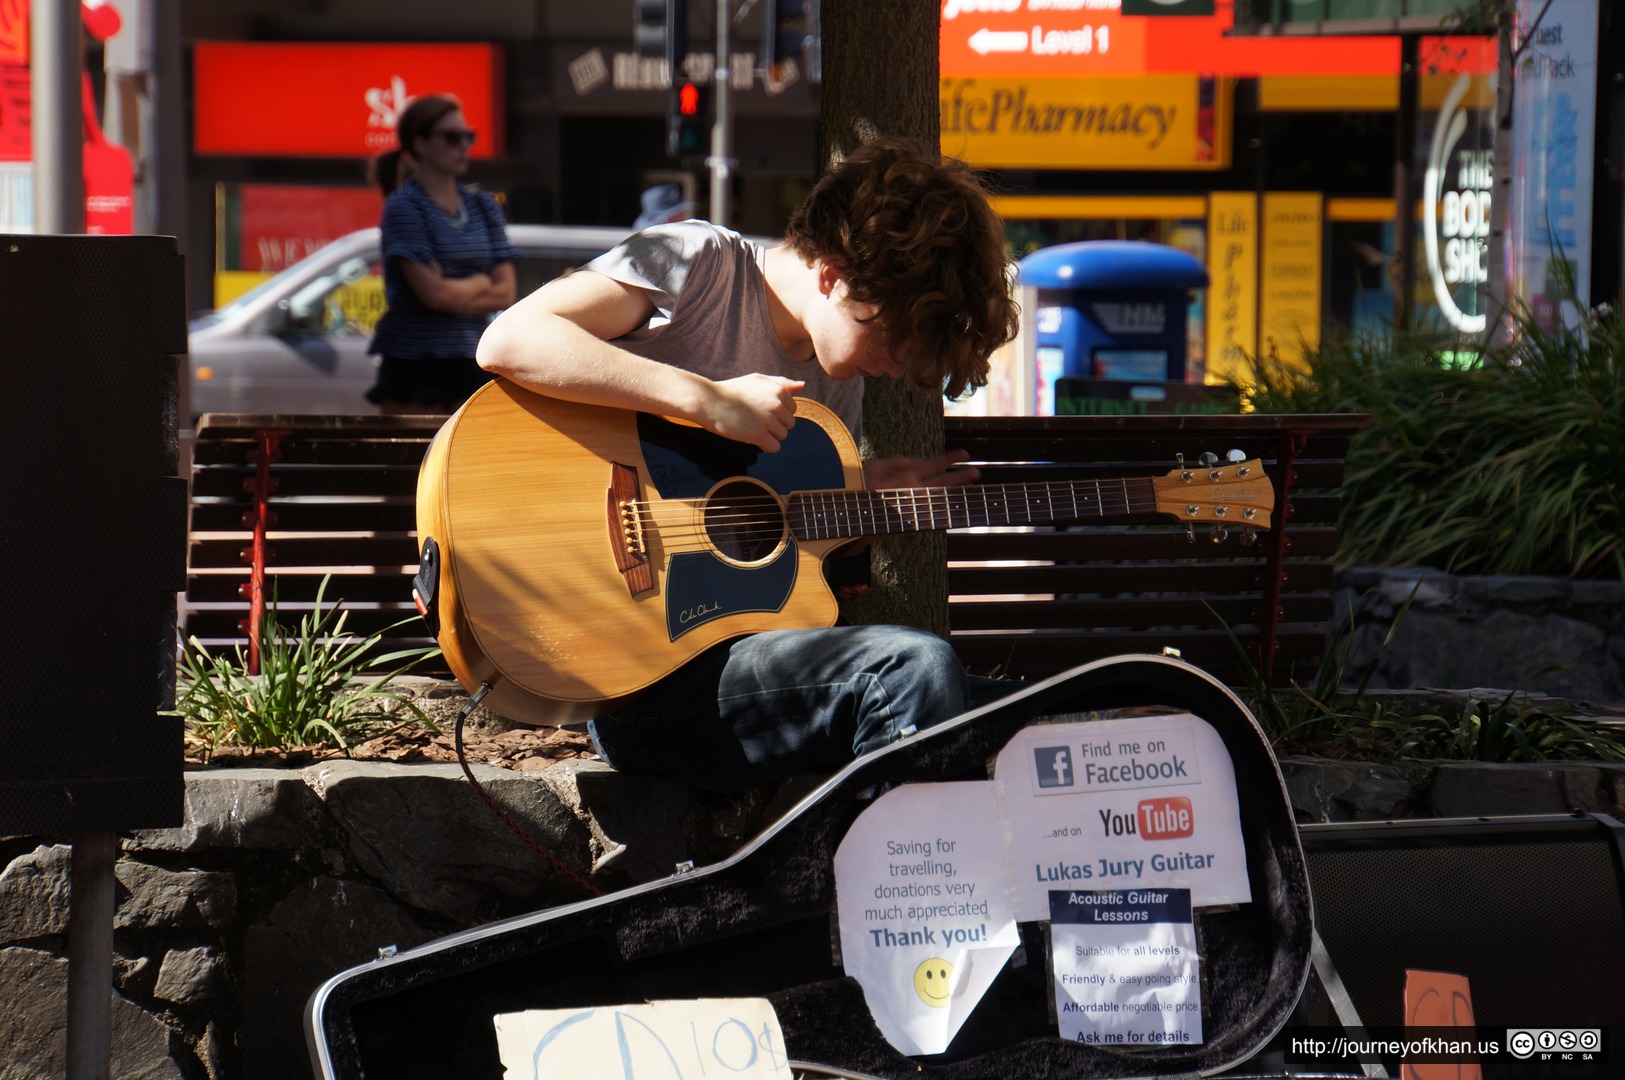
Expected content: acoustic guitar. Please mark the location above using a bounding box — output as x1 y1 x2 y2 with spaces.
415 379 1274 726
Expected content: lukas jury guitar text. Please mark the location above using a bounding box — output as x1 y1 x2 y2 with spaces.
415 380 1275 726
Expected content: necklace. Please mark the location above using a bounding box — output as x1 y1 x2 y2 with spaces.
444 197 468 229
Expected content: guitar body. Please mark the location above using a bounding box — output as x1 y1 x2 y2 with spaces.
417 379 864 726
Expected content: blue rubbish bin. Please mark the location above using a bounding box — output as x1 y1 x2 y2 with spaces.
1018 241 1210 415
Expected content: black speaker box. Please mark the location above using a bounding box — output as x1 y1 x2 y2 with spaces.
0 233 188 835
306 655 1315 1079
1303 813 1625 1034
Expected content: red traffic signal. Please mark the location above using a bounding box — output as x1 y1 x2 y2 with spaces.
668 80 708 158
678 80 701 116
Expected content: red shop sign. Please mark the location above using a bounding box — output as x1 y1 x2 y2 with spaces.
193 42 502 158
238 184 383 271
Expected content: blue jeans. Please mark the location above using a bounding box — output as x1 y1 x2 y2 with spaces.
587 625 971 792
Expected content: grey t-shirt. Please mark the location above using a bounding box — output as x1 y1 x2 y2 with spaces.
583 221 864 440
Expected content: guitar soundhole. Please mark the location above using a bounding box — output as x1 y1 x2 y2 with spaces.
704 480 787 565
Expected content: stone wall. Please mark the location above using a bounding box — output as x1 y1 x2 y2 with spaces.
5 750 1625 1079
1333 567 1625 706
0 760 807 1080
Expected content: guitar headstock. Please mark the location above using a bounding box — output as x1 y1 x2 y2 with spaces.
1152 452 1274 534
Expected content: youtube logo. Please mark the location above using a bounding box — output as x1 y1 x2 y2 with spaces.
1137 796 1194 840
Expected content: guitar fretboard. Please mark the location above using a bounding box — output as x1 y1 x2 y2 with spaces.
786 479 1158 541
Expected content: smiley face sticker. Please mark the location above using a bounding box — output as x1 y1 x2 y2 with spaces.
913 958 954 1008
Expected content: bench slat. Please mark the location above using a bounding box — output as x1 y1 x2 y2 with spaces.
948 560 1337 595
189 502 419 533
946 526 1342 561
183 608 430 640
189 437 436 468
949 594 1332 631
188 535 418 569
184 572 418 604
189 467 421 499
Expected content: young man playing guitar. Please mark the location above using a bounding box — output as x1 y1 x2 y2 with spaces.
474 138 1021 791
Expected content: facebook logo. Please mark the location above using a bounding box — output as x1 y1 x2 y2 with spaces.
1034 746 1073 788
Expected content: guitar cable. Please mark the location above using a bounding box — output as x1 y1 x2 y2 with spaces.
454 683 602 898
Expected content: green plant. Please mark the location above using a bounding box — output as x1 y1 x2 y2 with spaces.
177 576 440 754
1237 304 1625 582
1366 692 1625 763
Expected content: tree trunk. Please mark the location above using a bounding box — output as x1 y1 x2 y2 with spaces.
818 0 953 638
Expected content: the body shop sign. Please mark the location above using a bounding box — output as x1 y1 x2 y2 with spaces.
193 43 501 158
1421 73 1495 333
942 75 1226 169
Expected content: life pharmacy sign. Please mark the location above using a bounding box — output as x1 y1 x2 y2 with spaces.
941 74 1221 170
993 714 1250 921
1423 73 1496 334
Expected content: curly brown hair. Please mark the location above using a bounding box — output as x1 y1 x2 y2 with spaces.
784 137 1019 399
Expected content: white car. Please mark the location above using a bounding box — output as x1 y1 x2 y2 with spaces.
187 223 635 417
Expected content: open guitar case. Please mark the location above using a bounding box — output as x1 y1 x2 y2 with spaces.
305 654 1318 1079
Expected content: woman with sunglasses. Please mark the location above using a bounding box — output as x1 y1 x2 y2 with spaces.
367 94 517 412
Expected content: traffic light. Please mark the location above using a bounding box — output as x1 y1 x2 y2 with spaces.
633 0 688 76
761 0 812 74
668 78 708 159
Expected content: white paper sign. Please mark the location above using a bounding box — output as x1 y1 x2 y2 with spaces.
492 998 790 1079
832 782 1020 1056
1049 888 1202 1047
993 714 1250 920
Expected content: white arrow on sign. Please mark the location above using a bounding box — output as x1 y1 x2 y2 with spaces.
969 28 1029 55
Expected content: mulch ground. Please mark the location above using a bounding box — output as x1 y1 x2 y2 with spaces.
184 721 596 773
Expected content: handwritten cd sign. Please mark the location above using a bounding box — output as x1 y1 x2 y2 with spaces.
492 998 790 1079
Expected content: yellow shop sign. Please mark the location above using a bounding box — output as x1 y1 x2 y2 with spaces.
941 75 1228 170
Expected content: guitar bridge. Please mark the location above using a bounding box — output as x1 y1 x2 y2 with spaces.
607 462 655 596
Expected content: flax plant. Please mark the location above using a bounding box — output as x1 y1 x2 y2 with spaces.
1238 305 1624 582
178 576 439 754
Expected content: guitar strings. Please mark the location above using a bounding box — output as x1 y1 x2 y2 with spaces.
617 480 1172 548
622 484 1167 528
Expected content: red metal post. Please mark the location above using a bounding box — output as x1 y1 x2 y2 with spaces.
242 428 287 675
1254 430 1308 682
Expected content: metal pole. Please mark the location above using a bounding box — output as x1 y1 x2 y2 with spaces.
65 830 118 1080
709 0 732 227
1393 34 1420 332
31 0 84 233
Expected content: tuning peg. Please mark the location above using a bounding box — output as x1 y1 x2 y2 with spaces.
1184 522 1195 543
1239 529 1259 547
1226 449 1246 464
1210 524 1229 543
1199 451 1219 467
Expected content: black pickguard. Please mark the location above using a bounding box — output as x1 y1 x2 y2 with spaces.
636 413 848 641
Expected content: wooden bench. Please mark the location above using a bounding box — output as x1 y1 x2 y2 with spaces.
185 414 450 675
943 413 1370 688
184 411 1367 689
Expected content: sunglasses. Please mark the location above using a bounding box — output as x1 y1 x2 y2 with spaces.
434 128 478 148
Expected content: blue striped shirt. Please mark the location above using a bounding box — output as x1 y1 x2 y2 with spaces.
369 178 517 359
